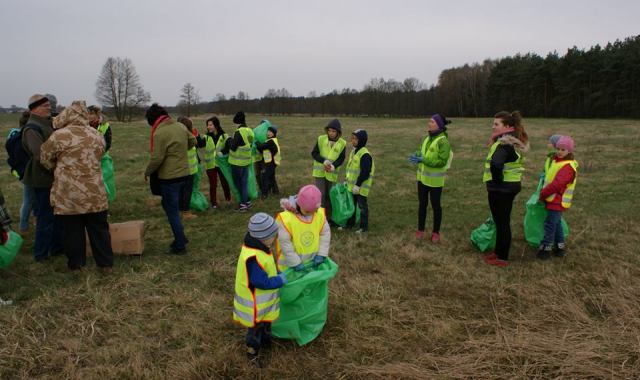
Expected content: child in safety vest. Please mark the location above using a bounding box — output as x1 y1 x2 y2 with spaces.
233 212 287 365
342 129 375 233
542 134 562 175
256 125 280 199
276 184 331 271
537 136 578 260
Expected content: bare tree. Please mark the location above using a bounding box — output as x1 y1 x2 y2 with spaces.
178 82 200 117
95 57 150 122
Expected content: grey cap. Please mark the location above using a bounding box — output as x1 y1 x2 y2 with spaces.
248 212 278 240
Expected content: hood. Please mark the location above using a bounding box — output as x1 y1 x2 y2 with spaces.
53 100 89 129
352 129 368 149
498 134 530 153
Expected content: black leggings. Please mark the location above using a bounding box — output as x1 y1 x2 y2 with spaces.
417 182 442 232
488 191 518 260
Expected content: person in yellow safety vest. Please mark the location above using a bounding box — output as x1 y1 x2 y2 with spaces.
311 119 347 225
537 136 578 260
275 184 330 272
342 129 374 233
203 116 232 209
542 134 562 176
233 212 287 365
482 111 530 268
256 125 280 199
177 116 201 220
223 111 254 212
87 105 112 152
409 114 453 243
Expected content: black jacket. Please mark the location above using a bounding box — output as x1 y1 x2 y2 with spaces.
486 134 528 194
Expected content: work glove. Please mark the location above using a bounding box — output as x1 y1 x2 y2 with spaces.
277 272 288 285
293 263 306 272
0 230 8 245
312 255 326 267
351 185 360 195
408 153 423 164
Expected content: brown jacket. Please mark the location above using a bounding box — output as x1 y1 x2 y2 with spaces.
40 101 108 215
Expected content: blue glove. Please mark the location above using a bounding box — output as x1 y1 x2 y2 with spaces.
294 263 306 271
408 153 422 164
312 255 326 267
277 272 288 285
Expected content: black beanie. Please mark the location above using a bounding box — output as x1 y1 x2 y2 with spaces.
233 111 246 125
325 118 342 133
146 103 169 126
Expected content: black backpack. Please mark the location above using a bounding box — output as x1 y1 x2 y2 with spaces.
5 124 41 180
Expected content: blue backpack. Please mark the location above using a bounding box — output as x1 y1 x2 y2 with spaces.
5 124 41 180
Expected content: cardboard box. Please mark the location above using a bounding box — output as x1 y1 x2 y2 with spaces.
87 220 145 256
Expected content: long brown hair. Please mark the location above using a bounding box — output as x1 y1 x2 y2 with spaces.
494 111 528 144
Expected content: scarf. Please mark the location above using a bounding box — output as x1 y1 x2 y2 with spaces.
149 115 170 152
487 126 515 146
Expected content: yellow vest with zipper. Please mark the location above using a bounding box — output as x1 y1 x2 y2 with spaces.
312 135 346 182
275 208 325 271
229 127 254 167
417 134 449 187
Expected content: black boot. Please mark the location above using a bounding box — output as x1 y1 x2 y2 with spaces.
553 243 567 257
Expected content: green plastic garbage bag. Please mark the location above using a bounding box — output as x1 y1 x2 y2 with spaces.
470 217 496 252
253 120 271 144
524 178 569 247
190 165 209 211
329 183 360 227
216 155 259 203
0 231 23 268
272 258 339 346
101 153 116 203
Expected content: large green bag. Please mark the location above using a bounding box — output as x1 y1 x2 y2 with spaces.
470 217 496 252
0 231 23 268
189 165 209 211
329 183 360 227
101 153 116 203
272 258 339 345
215 155 259 202
253 120 271 144
524 178 569 247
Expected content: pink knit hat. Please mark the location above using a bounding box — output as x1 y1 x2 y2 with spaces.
556 136 575 152
296 185 322 212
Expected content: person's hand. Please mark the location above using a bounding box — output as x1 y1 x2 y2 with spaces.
312 255 326 267
294 263 306 272
0 230 8 245
323 159 332 171
277 272 288 285
351 185 360 195
408 153 423 164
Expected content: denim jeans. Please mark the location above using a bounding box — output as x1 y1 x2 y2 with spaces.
542 209 564 248
33 187 64 261
231 164 249 204
160 180 188 251
20 183 36 231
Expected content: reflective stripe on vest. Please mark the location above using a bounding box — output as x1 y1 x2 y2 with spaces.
416 134 449 187
187 146 198 175
233 246 280 327
312 135 346 182
275 208 326 271
482 140 524 183
204 133 228 170
346 147 375 197
543 159 578 209
229 127 254 167
263 137 281 165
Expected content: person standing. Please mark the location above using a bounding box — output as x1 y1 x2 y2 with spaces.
88 105 116 204
409 114 452 243
40 101 113 272
176 116 200 220
482 111 529 267
202 116 231 209
0 187 15 305
144 104 196 255
344 129 375 233
225 111 254 212
256 125 280 199
21 94 63 261
311 119 346 224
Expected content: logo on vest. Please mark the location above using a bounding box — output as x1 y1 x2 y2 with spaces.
300 231 315 247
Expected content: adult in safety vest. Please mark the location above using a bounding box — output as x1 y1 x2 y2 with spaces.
256 125 281 199
311 119 347 223
177 116 200 220
227 111 254 212
275 185 331 271
345 129 374 233
482 111 529 267
408 114 452 243
537 135 578 260
203 116 231 208
233 212 287 363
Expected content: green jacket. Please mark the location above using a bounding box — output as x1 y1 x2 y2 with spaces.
421 131 451 168
145 119 196 180
21 114 55 188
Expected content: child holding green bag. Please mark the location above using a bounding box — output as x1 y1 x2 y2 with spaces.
1 188 15 305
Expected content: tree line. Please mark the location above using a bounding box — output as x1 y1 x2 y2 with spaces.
95 35 640 120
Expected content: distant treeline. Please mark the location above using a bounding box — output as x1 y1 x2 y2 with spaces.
186 35 640 118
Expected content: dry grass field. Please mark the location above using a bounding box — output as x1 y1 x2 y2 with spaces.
0 113 639 378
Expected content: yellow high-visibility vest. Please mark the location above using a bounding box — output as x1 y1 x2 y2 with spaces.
543 160 578 209
346 148 375 197
482 140 524 183
204 133 228 170
416 134 449 187
233 245 280 328
229 127 254 167
312 135 346 182
275 208 325 271
187 146 198 175
263 137 281 166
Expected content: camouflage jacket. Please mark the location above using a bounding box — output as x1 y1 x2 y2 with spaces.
40 124 108 215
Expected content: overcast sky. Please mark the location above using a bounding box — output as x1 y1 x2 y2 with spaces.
1 0 638 107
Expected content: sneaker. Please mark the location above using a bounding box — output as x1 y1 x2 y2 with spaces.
210 204 218 210
234 203 248 212
337 226 344 231
246 201 253 209
484 257 509 267
355 228 367 234
246 347 262 368
415 230 425 239
537 246 552 260
431 232 440 243
483 252 498 261
553 243 567 258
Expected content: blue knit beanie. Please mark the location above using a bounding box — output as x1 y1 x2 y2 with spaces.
549 134 561 147
248 213 278 240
